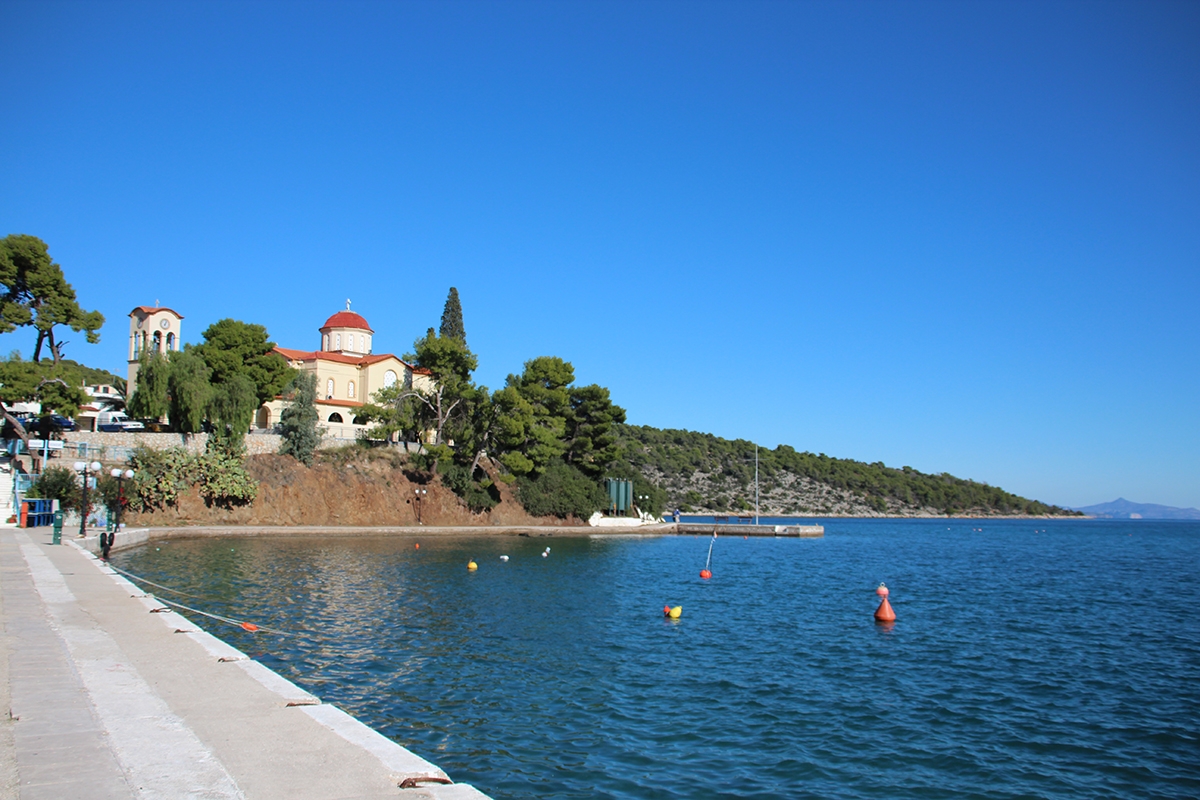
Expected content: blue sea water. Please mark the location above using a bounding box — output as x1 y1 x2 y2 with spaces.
112 519 1200 799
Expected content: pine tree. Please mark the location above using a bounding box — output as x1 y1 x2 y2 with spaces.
439 287 466 344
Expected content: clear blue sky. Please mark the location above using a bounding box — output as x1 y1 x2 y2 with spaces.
2 1 1197 509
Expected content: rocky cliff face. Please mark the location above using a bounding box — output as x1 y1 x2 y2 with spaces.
127 453 578 528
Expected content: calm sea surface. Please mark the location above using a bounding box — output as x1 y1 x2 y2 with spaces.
112 519 1200 799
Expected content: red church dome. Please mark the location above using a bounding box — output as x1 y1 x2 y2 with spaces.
320 311 373 333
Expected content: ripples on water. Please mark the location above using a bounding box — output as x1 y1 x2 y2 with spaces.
113 520 1200 799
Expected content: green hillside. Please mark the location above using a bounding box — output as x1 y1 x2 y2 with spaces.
614 425 1079 517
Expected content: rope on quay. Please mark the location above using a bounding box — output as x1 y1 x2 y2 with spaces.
104 565 293 636
153 596 296 636
105 563 206 599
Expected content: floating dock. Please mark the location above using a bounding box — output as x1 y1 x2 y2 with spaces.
676 522 824 537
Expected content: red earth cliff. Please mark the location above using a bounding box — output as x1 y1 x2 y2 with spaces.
126 453 584 528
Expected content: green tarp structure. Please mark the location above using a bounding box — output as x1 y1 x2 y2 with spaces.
604 478 633 514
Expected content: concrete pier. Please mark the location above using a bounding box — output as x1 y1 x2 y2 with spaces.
0 526 491 799
677 523 824 537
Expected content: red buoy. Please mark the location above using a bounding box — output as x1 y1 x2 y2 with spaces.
700 569 712 580
874 582 896 622
663 605 671 617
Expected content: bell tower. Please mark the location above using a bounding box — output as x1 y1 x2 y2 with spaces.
127 305 184 396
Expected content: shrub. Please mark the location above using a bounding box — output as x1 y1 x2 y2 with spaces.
26 466 77 503
129 446 198 511
517 461 607 519
196 450 258 508
439 461 499 514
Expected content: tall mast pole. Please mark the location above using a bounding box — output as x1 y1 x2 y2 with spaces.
755 444 759 525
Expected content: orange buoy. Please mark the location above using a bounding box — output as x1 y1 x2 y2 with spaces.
700 569 712 580
874 582 896 622
415 543 420 550
241 622 259 632
662 604 671 616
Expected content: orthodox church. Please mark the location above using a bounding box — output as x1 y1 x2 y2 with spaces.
257 303 431 440
127 302 430 441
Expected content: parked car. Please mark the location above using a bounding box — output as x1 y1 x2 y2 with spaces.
96 410 145 432
14 413 77 433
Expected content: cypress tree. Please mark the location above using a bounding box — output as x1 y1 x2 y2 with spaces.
279 372 321 466
439 287 466 344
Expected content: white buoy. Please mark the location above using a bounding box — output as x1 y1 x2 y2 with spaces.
541 551 548 558
500 555 509 562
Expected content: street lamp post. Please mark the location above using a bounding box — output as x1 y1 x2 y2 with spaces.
73 460 101 540
105 468 135 560
414 487 427 524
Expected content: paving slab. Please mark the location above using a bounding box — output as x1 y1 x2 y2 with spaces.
0 527 492 800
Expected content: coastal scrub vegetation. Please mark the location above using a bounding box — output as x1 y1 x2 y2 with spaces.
615 425 1080 516
516 460 609 518
126 445 256 511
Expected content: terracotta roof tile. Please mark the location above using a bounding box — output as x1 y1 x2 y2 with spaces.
129 306 185 318
320 311 374 332
317 399 365 409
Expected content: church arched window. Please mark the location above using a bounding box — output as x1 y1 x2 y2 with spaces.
326 378 334 398
167 333 176 351
384 370 397 387
323 334 329 351
153 331 162 352
348 381 355 399
327 413 343 423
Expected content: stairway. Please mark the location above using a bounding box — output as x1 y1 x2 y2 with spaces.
0 456 16 528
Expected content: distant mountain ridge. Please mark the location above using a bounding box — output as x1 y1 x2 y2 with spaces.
1074 498 1200 520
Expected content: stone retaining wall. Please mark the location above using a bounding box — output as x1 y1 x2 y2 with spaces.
63 430 285 456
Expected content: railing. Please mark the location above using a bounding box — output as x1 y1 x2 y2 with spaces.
5 439 135 464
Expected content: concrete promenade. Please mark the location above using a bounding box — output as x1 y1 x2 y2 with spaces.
0 526 490 799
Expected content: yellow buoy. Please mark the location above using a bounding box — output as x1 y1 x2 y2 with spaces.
668 605 682 619
467 561 478 571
